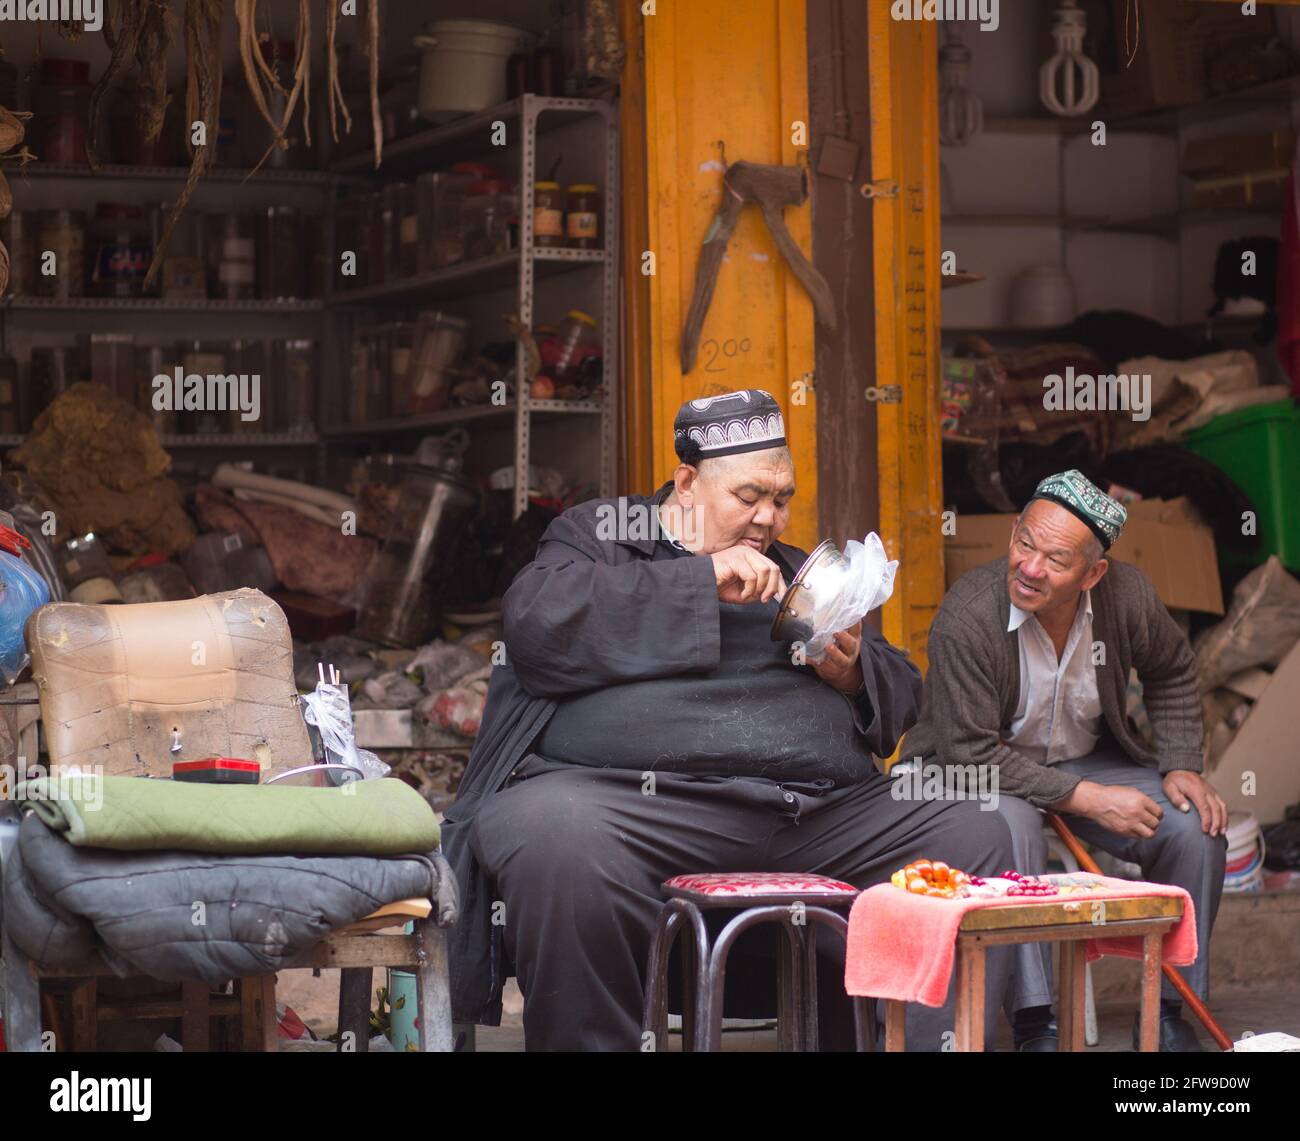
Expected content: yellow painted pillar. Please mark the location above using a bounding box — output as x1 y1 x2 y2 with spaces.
865 1 944 671
642 0 818 552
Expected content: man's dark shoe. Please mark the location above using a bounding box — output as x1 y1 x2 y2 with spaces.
1013 1006 1058 1052
1132 1009 1204 1052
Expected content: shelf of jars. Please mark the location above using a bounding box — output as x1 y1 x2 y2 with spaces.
18 161 341 186
4 295 323 313
320 395 603 438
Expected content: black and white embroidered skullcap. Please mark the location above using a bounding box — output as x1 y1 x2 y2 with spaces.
673 389 787 461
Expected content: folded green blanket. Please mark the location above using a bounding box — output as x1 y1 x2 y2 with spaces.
14 775 439 855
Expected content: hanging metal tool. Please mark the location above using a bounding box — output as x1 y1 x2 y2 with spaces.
680 160 837 375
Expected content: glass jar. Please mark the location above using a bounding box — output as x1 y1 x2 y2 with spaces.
553 309 598 381
353 463 481 647
28 346 81 426
181 340 229 435
59 533 122 605
416 172 470 271
87 333 136 403
1 212 36 296
349 330 373 424
32 58 90 165
388 321 418 416
36 209 86 299
89 204 152 298
226 339 266 433
533 180 564 248
409 312 468 414
138 345 176 436
259 206 305 299
566 183 600 249
209 213 256 301
463 179 515 260
396 182 420 278
276 338 315 434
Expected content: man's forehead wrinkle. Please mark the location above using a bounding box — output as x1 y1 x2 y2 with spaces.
1020 505 1088 557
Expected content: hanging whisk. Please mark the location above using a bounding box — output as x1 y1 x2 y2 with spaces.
1040 0 1100 117
939 23 983 148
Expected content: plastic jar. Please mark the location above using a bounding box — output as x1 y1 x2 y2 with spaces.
463 179 514 260
138 345 176 435
565 184 600 249
416 172 471 270
90 204 152 298
533 181 564 248
259 206 305 299
33 58 90 165
36 209 86 299
277 338 315 434
553 310 598 380
396 181 420 277
209 213 256 301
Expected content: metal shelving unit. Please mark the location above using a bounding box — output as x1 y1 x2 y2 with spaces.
327 93 619 519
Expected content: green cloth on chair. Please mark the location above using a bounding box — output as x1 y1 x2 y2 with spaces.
13 775 440 855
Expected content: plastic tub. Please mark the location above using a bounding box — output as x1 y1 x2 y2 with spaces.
413 19 533 121
1183 399 1300 572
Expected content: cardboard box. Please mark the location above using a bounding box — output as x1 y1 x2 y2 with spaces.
1101 0 1276 118
945 497 1224 615
1182 129 1296 179
1211 639 1300 827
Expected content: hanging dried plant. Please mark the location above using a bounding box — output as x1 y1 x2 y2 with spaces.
135 0 174 144
367 0 381 170
0 239 10 298
143 0 221 291
0 169 11 220
0 107 30 155
86 0 145 170
57 19 85 41
326 0 352 144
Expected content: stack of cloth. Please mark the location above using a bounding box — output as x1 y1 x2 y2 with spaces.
2 775 454 984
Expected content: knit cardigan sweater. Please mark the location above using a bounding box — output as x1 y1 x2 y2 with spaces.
901 557 1204 808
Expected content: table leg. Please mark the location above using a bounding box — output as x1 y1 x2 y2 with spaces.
953 939 986 1052
1058 941 1086 1052
885 999 906 1052
1139 933 1162 1053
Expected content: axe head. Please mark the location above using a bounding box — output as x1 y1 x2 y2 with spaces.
725 161 807 207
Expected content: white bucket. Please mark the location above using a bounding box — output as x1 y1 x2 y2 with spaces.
414 19 534 122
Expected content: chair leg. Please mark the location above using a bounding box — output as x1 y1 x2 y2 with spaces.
804 907 875 1052
641 903 681 1051
799 923 819 1052
702 906 796 1052
67 979 97 1052
181 981 211 1052
414 919 454 1052
238 975 278 1052
337 968 373 1052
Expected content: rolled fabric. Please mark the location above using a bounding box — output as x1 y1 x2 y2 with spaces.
212 463 356 518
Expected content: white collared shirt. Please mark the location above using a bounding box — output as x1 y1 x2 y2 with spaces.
1005 590 1103 764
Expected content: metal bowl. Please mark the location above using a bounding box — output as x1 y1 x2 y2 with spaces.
770 538 851 645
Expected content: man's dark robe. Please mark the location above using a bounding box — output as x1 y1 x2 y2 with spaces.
442 485 923 1026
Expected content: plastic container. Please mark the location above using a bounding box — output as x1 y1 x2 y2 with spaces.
565 183 600 249
183 532 250 595
533 181 564 248
35 210 86 299
88 333 136 404
32 58 89 165
408 312 467 413
181 341 228 435
209 213 256 301
552 310 598 381
276 339 315 434
463 179 515 260
1184 399 1300 572
353 463 480 647
416 172 471 270
412 19 533 121
259 206 305 299
1 212 36 296
89 204 152 298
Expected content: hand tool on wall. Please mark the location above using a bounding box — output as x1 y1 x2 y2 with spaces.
1047 812 1234 1051
680 160 837 375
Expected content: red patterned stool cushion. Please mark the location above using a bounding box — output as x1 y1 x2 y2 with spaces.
664 872 860 905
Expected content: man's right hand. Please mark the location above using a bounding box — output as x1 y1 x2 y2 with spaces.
1059 780 1163 839
710 544 786 605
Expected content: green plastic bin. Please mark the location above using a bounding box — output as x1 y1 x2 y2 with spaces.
1183 399 1300 573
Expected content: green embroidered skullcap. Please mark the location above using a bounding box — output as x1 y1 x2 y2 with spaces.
1030 469 1127 551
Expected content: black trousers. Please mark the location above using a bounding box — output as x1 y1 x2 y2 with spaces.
470 755 1015 1051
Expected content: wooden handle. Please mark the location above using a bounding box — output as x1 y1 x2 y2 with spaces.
1046 813 1233 1051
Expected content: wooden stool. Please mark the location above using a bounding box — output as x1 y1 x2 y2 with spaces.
880 894 1185 1052
642 872 874 1052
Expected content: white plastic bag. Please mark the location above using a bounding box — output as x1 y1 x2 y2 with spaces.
300 681 391 781
803 533 898 661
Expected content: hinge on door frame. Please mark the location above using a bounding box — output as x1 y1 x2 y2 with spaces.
860 179 899 200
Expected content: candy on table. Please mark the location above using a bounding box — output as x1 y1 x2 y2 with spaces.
889 858 974 899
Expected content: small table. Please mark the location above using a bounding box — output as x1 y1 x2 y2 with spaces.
882 894 1185 1052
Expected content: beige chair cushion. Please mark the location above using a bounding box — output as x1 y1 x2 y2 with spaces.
27 588 312 778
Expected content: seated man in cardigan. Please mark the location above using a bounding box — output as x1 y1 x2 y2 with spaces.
441 388 1015 1050
904 471 1227 1052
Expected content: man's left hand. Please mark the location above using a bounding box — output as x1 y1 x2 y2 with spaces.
1163 770 1229 838
812 622 863 694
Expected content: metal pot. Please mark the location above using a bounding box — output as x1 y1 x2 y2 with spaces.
770 538 852 645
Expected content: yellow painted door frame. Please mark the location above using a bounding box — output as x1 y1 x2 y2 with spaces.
637 0 819 553
865 2 944 671
625 1 945 649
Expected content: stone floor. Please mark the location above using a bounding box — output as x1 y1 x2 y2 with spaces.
275 971 1300 1052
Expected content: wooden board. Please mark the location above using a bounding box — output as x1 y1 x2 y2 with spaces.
959 894 1184 932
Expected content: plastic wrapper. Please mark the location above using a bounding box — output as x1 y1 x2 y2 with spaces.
300 681 390 781
803 533 898 661
0 548 50 683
